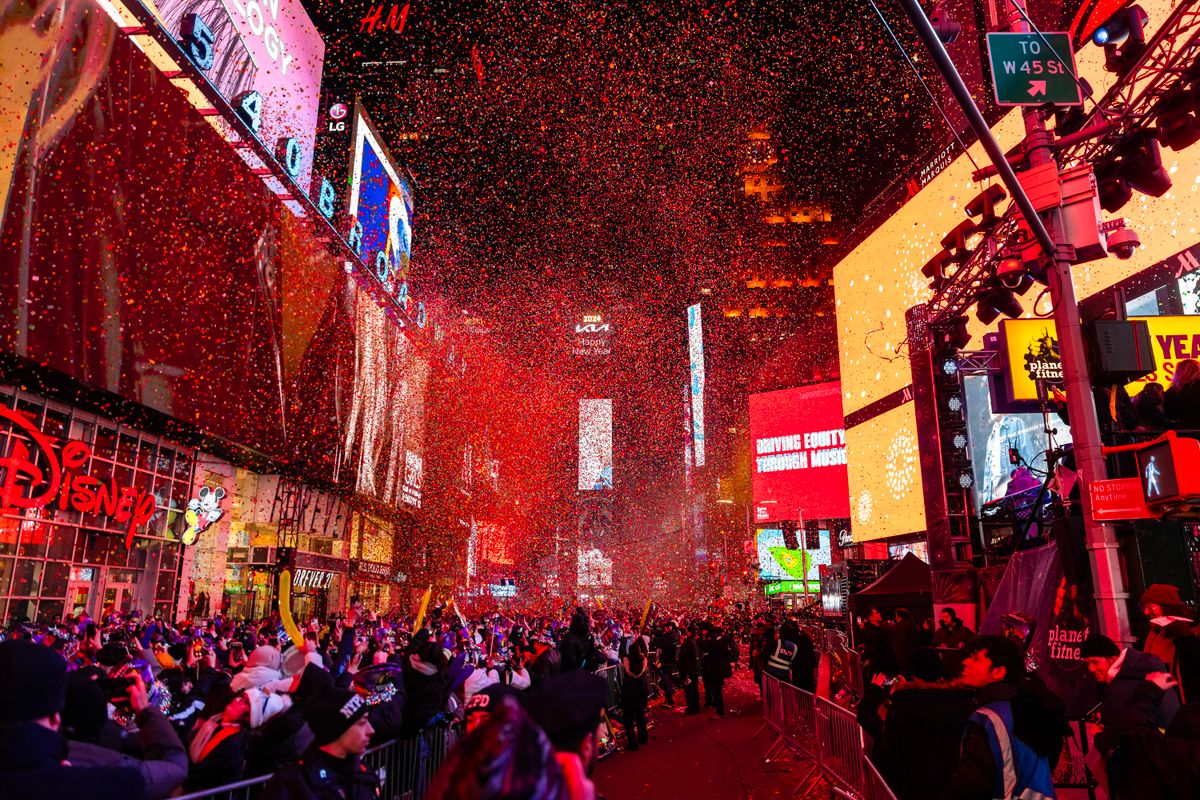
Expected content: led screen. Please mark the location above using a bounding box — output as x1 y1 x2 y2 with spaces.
146 0 326 193
687 304 706 467
578 547 613 587
757 528 830 592
578 399 613 491
349 104 414 287
832 0 1186 542
845 403 927 541
750 382 849 523
964 375 1072 510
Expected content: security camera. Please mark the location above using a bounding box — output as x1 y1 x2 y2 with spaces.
1106 227 1141 259
997 257 1026 290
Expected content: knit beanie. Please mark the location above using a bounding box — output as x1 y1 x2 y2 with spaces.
0 640 68 722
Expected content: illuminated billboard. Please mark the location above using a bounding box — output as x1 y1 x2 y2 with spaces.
349 103 415 291
578 399 613 491
146 0 326 193
964 375 1072 509
757 528 830 593
1003 316 1200 401
687 304 706 467
749 382 850 523
833 0 1188 541
846 403 927 541
578 547 613 587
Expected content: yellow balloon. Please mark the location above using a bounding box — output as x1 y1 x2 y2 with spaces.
278 569 305 648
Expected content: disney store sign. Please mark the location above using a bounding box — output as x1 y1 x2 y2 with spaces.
0 407 156 549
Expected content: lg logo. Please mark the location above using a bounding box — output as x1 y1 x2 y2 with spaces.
328 102 348 131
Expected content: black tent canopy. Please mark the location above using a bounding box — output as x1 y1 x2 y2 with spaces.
848 553 933 614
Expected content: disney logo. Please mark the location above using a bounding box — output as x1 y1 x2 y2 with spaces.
0 407 156 549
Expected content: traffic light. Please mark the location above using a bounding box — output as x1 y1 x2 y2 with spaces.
965 184 1007 230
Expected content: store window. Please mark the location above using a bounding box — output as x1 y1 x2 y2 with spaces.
0 388 193 623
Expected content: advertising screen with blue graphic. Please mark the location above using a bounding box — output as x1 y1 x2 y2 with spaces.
349 104 414 285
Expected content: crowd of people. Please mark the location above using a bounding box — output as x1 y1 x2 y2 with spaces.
4 577 1199 800
0 598 755 800
830 583 1200 800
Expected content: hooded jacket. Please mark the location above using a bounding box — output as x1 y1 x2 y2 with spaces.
230 646 284 692
0 721 147 800
941 678 1069 800
66 707 188 800
558 610 599 672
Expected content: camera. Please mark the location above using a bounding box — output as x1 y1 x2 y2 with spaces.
100 675 136 706
1106 226 1141 259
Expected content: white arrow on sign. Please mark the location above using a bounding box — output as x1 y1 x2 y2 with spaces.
1028 80 1047 97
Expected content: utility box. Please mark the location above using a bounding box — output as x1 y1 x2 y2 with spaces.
1060 163 1109 263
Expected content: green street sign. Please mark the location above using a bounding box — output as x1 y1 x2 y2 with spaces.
986 32 1082 107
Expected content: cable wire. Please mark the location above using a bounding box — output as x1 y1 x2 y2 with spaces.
866 0 982 175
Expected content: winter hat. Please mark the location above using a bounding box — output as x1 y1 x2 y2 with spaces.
304 688 371 745
97 641 131 667
1079 633 1121 659
904 647 945 682
464 683 518 719
0 640 68 722
293 665 333 702
246 645 282 671
1141 584 1184 608
246 687 292 729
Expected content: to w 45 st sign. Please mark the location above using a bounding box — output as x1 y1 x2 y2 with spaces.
987 32 1082 107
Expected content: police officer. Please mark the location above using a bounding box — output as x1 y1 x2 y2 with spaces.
764 622 801 687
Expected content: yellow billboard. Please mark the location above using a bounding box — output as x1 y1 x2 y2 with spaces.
845 403 928 542
1000 316 1200 401
1119 316 1200 397
1000 318 1063 402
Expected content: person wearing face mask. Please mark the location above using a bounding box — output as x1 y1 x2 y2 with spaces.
260 688 380 800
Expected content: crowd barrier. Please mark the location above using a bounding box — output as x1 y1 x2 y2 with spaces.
759 674 896 800
174 724 458 800
596 662 622 711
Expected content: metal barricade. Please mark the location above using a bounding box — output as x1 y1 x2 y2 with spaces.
175 725 458 800
758 674 896 800
174 776 270 800
596 663 622 712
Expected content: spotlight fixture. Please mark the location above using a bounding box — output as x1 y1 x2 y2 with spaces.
1093 5 1148 73
940 219 980 264
1156 92 1200 151
946 394 963 413
965 184 1007 229
922 250 952 290
958 472 974 489
940 356 959 377
944 315 972 350
1119 132 1172 197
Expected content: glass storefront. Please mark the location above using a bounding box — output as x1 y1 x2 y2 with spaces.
348 512 397 614
0 388 191 624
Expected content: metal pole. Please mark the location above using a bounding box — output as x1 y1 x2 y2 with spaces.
895 0 1131 643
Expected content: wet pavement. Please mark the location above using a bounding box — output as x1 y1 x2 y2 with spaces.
593 668 828 799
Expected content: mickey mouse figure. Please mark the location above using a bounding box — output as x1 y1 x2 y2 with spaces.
182 486 226 545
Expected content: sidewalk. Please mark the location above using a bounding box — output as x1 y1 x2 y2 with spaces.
592 669 828 799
